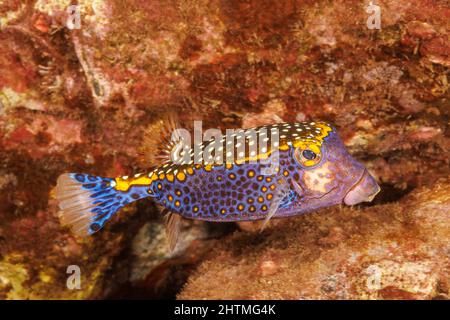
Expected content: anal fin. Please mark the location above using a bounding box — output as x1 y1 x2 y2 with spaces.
164 210 182 252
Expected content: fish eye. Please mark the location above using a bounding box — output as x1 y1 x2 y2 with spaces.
302 149 316 160
294 145 323 168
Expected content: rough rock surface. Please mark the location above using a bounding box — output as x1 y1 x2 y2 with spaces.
179 178 450 300
0 0 448 299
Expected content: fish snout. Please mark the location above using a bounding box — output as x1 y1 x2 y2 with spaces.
343 170 380 206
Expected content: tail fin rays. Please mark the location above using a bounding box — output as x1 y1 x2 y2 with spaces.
55 173 124 237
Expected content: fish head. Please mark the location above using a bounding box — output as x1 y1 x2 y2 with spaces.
276 122 380 216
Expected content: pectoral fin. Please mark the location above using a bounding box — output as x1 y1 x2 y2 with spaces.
259 178 290 232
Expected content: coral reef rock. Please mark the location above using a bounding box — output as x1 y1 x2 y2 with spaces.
0 0 448 299
179 178 450 300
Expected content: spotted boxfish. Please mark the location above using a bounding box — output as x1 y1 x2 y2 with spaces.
55 120 380 249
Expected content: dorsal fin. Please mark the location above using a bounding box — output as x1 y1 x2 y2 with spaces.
138 112 184 167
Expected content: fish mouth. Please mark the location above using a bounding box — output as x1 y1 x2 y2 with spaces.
343 169 380 206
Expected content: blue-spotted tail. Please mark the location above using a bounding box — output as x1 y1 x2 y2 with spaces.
55 173 149 236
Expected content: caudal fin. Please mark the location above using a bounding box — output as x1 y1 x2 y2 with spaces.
55 173 127 237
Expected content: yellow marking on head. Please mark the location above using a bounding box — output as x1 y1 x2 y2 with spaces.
234 150 273 165
314 122 333 142
291 123 332 150
293 141 321 154
304 159 317 167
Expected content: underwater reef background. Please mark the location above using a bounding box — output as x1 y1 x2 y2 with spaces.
0 0 448 299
